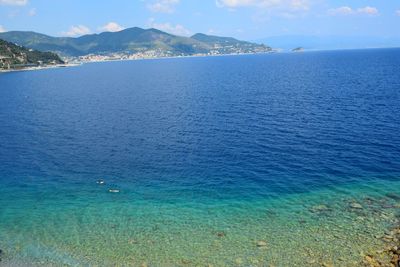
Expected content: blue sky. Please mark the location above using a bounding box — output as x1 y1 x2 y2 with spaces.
0 0 399 40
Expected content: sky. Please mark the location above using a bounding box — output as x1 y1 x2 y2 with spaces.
0 0 399 41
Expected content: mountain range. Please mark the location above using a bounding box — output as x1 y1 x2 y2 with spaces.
0 27 271 57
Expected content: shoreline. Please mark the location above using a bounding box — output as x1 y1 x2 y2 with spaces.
362 204 400 267
2 47 399 74
0 51 276 74
72 50 278 65
0 63 81 74
68 47 400 66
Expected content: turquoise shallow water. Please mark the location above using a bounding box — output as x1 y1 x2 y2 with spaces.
1 179 400 266
0 49 400 266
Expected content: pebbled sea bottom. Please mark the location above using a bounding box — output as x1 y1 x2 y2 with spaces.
0 49 400 266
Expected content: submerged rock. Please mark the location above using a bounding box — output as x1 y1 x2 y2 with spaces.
365 197 377 204
216 232 226 238
362 222 400 267
386 193 400 201
350 202 363 209
381 204 396 209
0 248 2 261
391 254 399 267
383 234 394 241
256 240 268 247
298 219 307 224
390 246 399 254
128 239 138 245
363 255 379 266
181 259 191 265
235 258 243 265
310 204 330 213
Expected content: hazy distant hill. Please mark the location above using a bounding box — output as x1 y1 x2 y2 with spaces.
0 27 271 57
191 33 269 54
0 39 64 70
191 33 251 45
257 35 400 51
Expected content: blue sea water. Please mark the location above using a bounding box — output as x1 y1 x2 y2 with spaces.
0 49 400 266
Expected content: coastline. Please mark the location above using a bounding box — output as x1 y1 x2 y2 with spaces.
0 52 274 73
73 47 400 66
3 47 398 73
0 52 276 73
367 228 400 267
0 63 80 74
72 50 278 65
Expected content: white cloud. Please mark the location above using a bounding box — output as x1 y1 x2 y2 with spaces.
217 0 268 8
147 18 191 36
62 25 91 37
357 6 378 16
0 0 27 5
328 6 353 16
0 25 6 33
99 22 125 32
328 6 379 16
148 0 179 13
397 10 400 16
216 0 310 10
290 0 309 10
28 8 36 16
216 0 311 19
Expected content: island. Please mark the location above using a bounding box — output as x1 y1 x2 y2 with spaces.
292 47 305 52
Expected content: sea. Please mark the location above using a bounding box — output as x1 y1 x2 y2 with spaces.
0 49 400 266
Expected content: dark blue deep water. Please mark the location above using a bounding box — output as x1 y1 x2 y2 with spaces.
0 49 400 266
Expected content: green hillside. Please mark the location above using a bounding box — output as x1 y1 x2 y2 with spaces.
0 39 64 70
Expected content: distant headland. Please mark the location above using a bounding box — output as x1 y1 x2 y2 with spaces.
292 47 305 52
0 39 64 71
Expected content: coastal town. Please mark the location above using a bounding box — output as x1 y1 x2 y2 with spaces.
69 49 275 64
1 43 275 71
1 47 275 71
